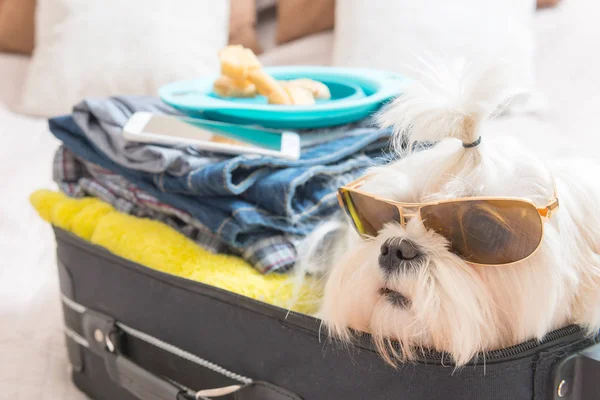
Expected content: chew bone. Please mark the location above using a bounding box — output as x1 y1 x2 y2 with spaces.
213 75 257 98
282 78 331 100
217 45 329 105
247 69 292 105
218 45 262 86
275 85 315 105
219 45 292 104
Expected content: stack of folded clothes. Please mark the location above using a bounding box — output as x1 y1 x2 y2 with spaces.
48 96 392 274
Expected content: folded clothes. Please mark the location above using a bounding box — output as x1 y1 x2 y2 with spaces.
50 96 391 272
29 189 321 315
54 146 302 272
70 96 391 219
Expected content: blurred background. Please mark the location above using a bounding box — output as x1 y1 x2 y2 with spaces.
0 0 598 397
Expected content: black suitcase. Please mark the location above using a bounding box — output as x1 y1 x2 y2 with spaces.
54 227 600 400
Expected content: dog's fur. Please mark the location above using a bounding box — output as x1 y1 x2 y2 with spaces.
297 62 600 366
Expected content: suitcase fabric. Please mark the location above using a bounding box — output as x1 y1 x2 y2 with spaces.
54 227 597 400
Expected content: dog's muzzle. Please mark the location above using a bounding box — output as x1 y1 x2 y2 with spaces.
379 237 421 274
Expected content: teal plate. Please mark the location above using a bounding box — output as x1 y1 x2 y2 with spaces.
159 66 404 129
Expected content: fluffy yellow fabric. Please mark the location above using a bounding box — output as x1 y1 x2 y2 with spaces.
30 190 320 314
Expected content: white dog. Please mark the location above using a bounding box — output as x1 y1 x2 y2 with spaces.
298 63 600 366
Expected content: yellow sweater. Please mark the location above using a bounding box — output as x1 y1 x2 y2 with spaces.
30 190 320 315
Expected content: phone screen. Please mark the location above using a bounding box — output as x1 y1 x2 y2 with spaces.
143 115 282 151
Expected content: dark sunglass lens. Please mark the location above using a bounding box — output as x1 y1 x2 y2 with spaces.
340 190 402 237
420 200 543 265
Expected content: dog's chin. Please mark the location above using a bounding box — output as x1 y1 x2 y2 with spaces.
378 287 412 308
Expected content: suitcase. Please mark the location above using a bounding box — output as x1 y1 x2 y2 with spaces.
54 227 600 400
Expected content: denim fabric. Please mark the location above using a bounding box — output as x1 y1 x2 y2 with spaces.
72 97 391 219
53 146 303 273
50 104 391 272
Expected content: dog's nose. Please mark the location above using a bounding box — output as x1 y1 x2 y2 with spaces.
379 238 421 273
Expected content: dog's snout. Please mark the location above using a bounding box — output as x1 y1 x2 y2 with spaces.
381 238 420 260
379 238 421 273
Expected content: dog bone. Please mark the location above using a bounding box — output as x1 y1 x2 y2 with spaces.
219 45 263 86
213 75 257 98
218 45 325 105
281 78 331 100
279 85 315 105
247 69 292 104
219 45 292 104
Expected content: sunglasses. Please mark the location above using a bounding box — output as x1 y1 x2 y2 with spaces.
337 177 559 266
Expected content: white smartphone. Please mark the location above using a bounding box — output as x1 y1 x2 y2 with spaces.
122 112 301 160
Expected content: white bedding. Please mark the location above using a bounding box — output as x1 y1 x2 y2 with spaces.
0 1 598 397
0 55 85 398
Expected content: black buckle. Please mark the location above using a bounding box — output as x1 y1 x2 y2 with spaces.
82 309 187 400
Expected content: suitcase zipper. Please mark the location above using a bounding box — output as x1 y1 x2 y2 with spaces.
414 324 587 364
479 325 585 360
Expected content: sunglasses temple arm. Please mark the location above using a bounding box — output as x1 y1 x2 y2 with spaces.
537 198 559 219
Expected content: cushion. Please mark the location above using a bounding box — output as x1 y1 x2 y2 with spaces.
0 0 36 54
276 0 335 44
333 0 538 110
18 0 229 117
229 0 261 53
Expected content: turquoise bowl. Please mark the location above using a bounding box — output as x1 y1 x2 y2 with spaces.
159 66 404 129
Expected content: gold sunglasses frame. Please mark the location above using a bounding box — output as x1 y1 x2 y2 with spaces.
336 176 560 266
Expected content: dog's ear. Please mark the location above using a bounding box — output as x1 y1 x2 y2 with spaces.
376 60 527 153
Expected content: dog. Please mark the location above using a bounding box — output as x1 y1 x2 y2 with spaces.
297 62 600 366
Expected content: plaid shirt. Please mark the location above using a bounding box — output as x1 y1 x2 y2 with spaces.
53 146 300 273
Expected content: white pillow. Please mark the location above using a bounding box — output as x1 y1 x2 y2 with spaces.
333 0 538 109
19 0 229 117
